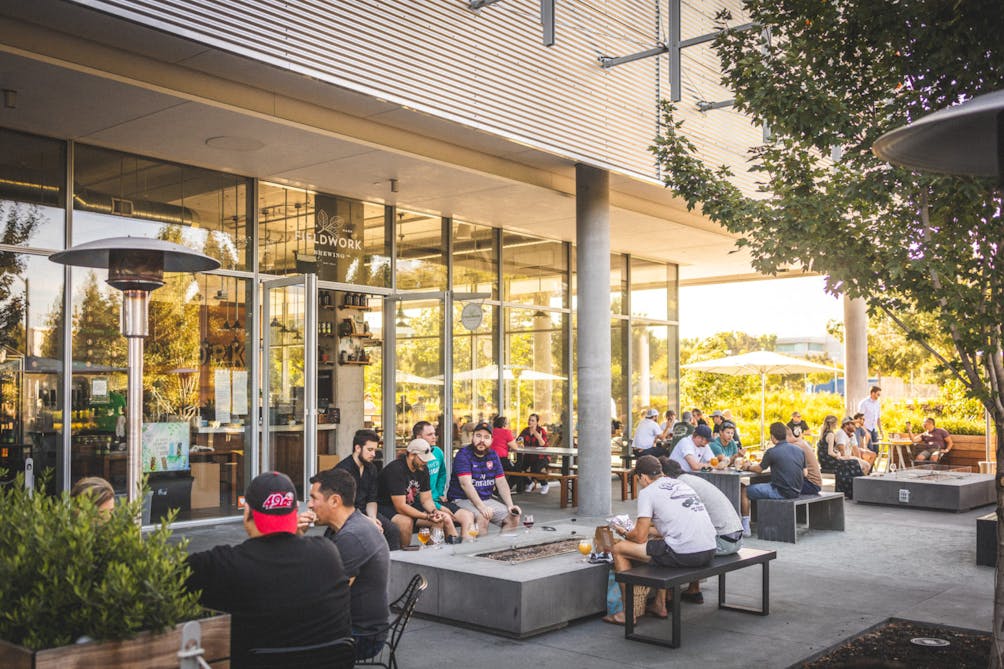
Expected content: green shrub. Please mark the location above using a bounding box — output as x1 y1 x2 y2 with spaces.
0 475 202 650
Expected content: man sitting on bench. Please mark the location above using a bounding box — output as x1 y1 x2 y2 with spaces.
446 421 522 536
909 417 954 463
603 455 717 625
739 422 806 536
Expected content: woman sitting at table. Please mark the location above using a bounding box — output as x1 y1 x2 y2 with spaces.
516 413 550 494
817 415 866 498
709 422 744 468
491 415 520 485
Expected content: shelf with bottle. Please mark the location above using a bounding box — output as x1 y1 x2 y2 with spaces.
338 292 373 311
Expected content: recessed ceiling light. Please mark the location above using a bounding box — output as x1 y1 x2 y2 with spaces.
205 136 264 151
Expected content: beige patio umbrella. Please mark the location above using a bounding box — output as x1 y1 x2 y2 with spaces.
683 351 839 447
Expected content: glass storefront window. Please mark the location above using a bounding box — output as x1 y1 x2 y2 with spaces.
67 265 250 521
503 233 567 308
611 253 627 315
0 129 65 250
630 257 669 321
611 319 628 429
73 145 251 270
395 211 445 290
630 324 670 418
394 299 443 446
451 220 498 299
504 308 567 441
258 184 390 286
452 301 496 447
1 254 64 492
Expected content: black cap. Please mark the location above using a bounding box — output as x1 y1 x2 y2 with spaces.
244 471 298 534
473 421 492 434
631 454 663 478
694 424 713 439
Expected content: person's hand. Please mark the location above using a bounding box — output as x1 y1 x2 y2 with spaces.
509 505 521 516
611 522 626 536
296 511 316 534
477 504 493 521
370 516 383 531
430 510 444 523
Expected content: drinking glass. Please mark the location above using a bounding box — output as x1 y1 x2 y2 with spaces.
523 514 535 533
430 527 444 549
578 539 592 562
467 525 479 542
417 527 431 548
889 462 898 475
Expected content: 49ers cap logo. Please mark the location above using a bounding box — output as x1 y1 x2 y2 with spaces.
261 491 295 511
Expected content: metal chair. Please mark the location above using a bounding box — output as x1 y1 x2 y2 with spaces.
246 635 356 669
356 574 428 669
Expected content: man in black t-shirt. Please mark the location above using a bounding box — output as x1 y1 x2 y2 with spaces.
786 411 811 440
377 438 458 546
186 471 351 666
334 428 401 550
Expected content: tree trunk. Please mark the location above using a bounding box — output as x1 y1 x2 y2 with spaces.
994 419 1004 668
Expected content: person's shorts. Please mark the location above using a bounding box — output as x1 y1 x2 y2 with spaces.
441 500 461 514
746 482 789 500
918 448 944 460
645 539 716 568
378 503 428 529
715 531 743 556
801 479 821 495
453 497 511 526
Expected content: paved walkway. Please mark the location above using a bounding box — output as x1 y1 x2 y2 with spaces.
176 480 994 668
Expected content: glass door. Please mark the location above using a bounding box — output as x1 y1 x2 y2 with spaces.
388 293 447 457
262 275 317 498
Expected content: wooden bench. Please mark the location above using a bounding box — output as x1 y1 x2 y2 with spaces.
542 463 633 501
615 547 776 648
507 471 577 508
755 492 845 543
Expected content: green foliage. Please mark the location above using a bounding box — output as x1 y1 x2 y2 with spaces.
0 477 202 650
0 203 43 353
651 0 1004 427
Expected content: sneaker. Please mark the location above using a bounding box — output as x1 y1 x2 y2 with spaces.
526 481 537 493
539 482 550 495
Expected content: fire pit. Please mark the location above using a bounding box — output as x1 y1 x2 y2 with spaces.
388 520 608 638
854 466 994 511
477 538 581 563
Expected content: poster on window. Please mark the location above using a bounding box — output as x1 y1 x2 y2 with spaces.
232 370 248 416
314 194 365 284
141 422 190 472
214 368 231 424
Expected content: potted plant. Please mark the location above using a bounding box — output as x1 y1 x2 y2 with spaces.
0 475 229 667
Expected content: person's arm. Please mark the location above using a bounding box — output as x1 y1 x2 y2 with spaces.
684 453 702 470
494 475 520 514
365 501 381 525
619 516 652 544
391 494 430 520
943 433 954 453
418 490 439 515
826 432 839 458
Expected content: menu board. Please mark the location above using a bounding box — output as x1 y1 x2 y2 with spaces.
141 422 190 473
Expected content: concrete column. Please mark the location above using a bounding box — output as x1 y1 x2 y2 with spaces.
532 308 553 420
575 164 611 517
843 296 869 417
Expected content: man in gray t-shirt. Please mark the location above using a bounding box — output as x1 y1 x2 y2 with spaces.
300 468 390 661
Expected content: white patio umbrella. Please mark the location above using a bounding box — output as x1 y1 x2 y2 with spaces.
395 371 444 386
682 350 838 446
449 364 565 382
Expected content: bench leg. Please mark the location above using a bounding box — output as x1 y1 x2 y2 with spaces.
571 478 577 507
808 498 845 531
624 584 682 648
755 500 797 543
620 473 628 501
559 479 568 509
718 561 770 616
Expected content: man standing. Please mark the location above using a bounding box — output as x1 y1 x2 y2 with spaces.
786 411 810 440
334 429 400 550
632 408 663 452
858 385 882 445
604 455 717 624
377 438 460 546
301 468 390 661
446 421 522 535
187 472 351 665
739 423 806 536
669 424 715 473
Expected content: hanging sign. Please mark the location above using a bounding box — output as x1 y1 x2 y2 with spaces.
313 195 365 283
460 303 484 331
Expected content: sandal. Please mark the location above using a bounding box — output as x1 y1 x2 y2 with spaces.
645 604 668 618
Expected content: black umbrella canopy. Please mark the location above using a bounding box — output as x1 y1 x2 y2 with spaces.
872 89 1004 178
50 237 220 291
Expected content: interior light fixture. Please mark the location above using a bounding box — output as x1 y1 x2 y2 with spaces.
395 302 413 336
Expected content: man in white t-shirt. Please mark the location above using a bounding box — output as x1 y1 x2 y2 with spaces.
632 409 663 451
669 424 714 472
604 455 716 624
858 385 882 444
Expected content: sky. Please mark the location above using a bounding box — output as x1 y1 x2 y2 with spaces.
679 275 844 341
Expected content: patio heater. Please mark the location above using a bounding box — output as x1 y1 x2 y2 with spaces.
50 238 220 502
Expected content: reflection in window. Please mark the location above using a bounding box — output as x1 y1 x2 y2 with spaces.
258 184 389 286
503 233 567 308
1 254 64 492
452 220 498 299
631 324 669 418
394 300 443 445
611 254 628 315
73 145 250 270
611 319 628 426
395 211 445 290
629 258 669 321
0 129 65 250
505 308 567 441
452 302 496 445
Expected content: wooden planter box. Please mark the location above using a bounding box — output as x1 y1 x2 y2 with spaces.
0 613 230 669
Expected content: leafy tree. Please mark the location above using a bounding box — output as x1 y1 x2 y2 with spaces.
650 0 1004 658
0 203 43 354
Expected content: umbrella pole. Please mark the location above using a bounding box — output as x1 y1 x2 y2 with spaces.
760 372 766 448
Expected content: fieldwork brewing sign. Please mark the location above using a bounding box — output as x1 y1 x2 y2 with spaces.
314 194 364 283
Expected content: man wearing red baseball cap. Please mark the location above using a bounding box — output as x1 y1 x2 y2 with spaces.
186 471 352 666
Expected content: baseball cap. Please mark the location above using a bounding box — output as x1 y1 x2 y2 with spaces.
841 416 855 426
245 471 298 535
681 411 693 421
472 421 492 435
710 410 723 417
694 424 713 440
407 438 435 462
645 408 659 418
631 454 662 478
720 421 736 430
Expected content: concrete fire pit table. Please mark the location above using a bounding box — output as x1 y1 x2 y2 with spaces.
853 465 995 512
388 519 610 637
